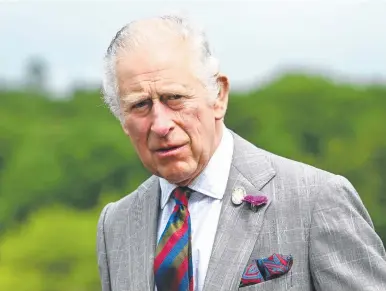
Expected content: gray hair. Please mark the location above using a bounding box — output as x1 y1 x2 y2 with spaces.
102 14 220 120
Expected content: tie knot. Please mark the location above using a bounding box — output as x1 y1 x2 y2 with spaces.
172 187 192 207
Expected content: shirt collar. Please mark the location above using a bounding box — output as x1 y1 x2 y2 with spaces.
159 125 234 209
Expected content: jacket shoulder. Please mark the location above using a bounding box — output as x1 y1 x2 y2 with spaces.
232 131 336 185
98 175 159 225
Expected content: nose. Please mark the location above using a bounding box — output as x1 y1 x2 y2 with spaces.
150 100 174 137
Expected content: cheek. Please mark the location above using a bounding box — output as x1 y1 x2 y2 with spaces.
180 100 207 125
124 116 150 145
180 106 214 149
189 103 215 133
175 107 201 137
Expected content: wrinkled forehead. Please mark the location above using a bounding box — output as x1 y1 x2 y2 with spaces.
115 37 202 96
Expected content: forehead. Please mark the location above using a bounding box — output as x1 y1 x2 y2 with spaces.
115 37 201 96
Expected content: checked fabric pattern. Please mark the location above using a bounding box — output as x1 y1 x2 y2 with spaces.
240 253 293 287
154 187 194 291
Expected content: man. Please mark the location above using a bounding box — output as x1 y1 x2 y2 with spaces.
97 14 386 291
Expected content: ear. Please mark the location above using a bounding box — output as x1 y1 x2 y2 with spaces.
214 74 230 120
121 115 131 136
122 123 130 136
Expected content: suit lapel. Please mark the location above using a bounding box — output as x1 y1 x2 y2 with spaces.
125 177 160 290
203 132 276 291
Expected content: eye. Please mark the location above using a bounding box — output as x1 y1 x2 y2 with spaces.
168 94 183 100
162 94 185 109
160 94 184 102
161 94 185 105
132 99 151 109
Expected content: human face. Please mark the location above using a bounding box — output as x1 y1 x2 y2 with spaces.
116 39 229 186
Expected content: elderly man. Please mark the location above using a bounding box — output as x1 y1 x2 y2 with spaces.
97 15 386 291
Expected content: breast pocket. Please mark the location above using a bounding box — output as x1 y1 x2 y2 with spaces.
239 274 294 291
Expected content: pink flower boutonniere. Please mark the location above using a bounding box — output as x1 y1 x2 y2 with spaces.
242 195 268 212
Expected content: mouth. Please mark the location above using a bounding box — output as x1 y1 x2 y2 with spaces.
155 144 187 157
157 145 181 151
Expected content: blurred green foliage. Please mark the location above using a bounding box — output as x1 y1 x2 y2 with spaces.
0 73 385 289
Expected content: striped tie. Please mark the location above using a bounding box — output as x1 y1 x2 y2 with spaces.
154 187 194 291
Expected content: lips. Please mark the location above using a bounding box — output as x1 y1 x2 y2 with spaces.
153 143 187 157
156 145 183 152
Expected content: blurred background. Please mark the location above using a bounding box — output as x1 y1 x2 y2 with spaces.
1 1 386 290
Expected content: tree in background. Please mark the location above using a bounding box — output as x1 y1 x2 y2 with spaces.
0 205 101 291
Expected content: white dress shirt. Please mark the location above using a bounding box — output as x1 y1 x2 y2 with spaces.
156 125 234 291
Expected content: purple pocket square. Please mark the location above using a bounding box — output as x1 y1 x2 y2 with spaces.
240 253 293 287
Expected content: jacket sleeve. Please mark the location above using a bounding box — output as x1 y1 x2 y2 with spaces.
97 203 113 291
309 175 386 291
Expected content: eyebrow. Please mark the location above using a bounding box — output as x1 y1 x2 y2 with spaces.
121 93 151 105
120 84 192 105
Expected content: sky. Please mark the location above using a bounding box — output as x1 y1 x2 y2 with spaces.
1 0 386 94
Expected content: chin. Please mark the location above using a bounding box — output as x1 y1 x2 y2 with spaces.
161 172 191 185
158 165 196 185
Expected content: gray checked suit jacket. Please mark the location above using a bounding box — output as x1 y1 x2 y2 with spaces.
97 131 386 291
